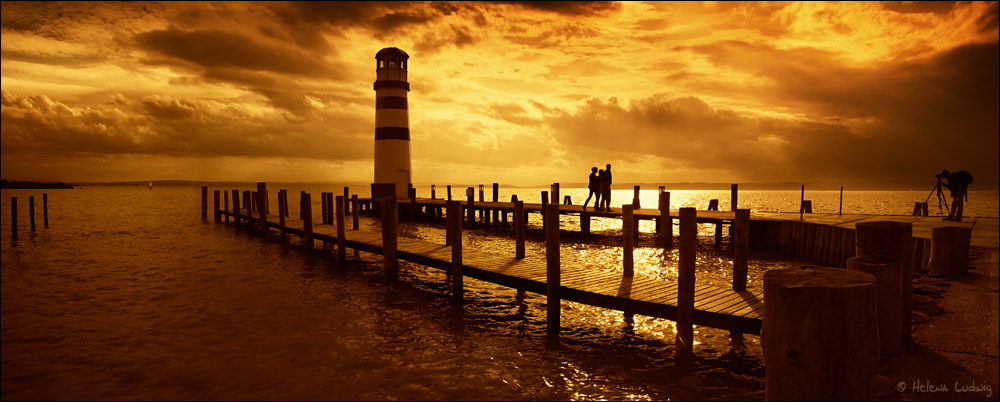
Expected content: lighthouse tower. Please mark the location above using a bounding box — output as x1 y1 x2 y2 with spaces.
372 47 412 199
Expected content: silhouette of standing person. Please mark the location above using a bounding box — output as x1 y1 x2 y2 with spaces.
584 167 599 210
939 169 973 221
600 163 612 211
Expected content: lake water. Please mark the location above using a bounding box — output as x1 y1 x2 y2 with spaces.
2 186 996 400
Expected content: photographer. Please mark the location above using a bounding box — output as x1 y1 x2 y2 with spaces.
937 170 974 221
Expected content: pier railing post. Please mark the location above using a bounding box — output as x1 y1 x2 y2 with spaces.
278 191 287 244
733 209 750 291
43 193 49 228
448 200 463 303
351 194 359 230
302 192 313 248
514 199 525 259
213 190 221 222
201 186 208 218
232 190 241 227
11 197 17 240
29 196 35 231
677 207 697 358
257 183 267 233
660 191 672 247
545 203 561 337
381 197 399 281
336 195 346 266
623 204 635 277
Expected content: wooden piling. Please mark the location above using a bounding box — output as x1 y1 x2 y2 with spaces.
763 267 878 400
545 203 560 336
541 191 548 227
299 191 306 220
478 185 485 220
632 185 641 208
731 184 738 211
213 190 221 222
29 196 35 231
839 186 843 215
336 196 346 266
409 187 417 221
283 190 289 217
321 192 328 224
733 209 749 291
581 208 590 235
256 183 267 232
551 183 560 205
928 226 972 277
855 221 913 344
278 192 286 243
381 197 399 281
447 185 452 201
431 184 436 199
232 190 241 227
660 191 672 247
677 207 697 358
708 199 719 211
201 186 208 218
448 200 463 303
43 193 48 228
514 200 525 259
302 192 313 248
11 197 17 239
343 187 349 215
623 204 635 277
466 187 475 228
328 192 335 225
492 182 499 223
800 184 805 221
847 255 902 357
351 194 359 230
224 191 230 224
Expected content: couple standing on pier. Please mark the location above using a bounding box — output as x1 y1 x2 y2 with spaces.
584 164 613 211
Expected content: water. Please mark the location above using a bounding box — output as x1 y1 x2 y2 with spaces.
2 186 996 400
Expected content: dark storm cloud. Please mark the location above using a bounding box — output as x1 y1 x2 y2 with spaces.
134 27 334 77
497 1 621 16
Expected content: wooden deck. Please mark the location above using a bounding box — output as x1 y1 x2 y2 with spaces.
228 211 764 335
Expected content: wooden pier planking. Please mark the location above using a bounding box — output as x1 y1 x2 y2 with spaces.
223 209 765 334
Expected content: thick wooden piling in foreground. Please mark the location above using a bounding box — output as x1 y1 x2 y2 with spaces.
855 221 912 344
847 255 902 357
733 209 749 291
381 197 399 281
676 207 697 358
623 204 635 277
448 200 463 303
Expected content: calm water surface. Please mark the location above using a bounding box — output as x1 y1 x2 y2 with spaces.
2 186 997 400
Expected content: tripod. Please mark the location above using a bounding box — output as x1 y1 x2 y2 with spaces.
923 180 950 216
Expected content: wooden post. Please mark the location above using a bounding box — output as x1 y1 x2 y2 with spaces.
478 184 485 220
42 193 48 228
213 190 221 222
351 195 359 230
541 191 548 227
447 185 452 201
731 183 738 211
466 187 475 228
336 196 346 266
563 195 571 205
708 199 719 211
278 192 287 244
515 200 525 259
763 267 878 400
714 221 723 245
302 193 313 249
328 192 335 225
632 185 641 208
928 226 972 277
847 255 902 357
623 204 635 277
343 187 349 215
677 207 697 358
855 221 913 344
733 209 749 291
800 184 805 221
580 208 590 235
321 192 328 224
839 186 843 215
201 186 208 218
299 190 306 220
283 190 289 217
551 183 560 205
232 190 241 227
11 197 17 240
431 184 436 199
445 199 455 246
661 191 672 247
492 182 499 223
448 200 463 303
408 187 417 221
257 183 267 232
545 203 560 336
224 191 230 224
29 196 35 231
381 197 399 281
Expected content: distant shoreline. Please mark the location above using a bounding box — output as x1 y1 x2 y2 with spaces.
0 180 76 189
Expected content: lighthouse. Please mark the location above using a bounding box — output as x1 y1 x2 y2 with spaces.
372 47 412 199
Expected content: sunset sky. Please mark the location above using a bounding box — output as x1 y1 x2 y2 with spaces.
2 1 997 189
